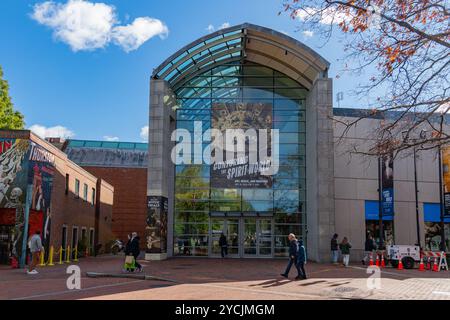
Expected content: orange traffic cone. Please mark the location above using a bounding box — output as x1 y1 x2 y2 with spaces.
369 253 374 266
381 255 385 268
375 254 380 267
418 257 425 271
433 257 439 272
398 258 404 270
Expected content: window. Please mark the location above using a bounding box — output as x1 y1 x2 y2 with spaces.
71 226 79 259
83 183 88 201
91 187 96 205
65 174 69 195
75 179 80 198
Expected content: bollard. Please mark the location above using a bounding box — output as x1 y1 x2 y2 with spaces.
58 246 63 265
73 246 78 262
65 245 71 263
47 246 54 266
39 250 46 267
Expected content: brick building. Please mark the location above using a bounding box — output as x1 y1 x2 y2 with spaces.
0 130 113 266
62 140 147 247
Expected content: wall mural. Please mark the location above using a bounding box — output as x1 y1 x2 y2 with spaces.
0 139 55 264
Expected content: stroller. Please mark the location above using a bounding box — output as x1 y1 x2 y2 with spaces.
123 255 136 272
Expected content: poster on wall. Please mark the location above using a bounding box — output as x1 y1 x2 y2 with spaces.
28 143 55 252
145 196 167 254
0 138 30 261
442 147 450 217
210 102 273 188
381 153 394 217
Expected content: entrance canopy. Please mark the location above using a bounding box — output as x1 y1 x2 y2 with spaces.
152 23 329 91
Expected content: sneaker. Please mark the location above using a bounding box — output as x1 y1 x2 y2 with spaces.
280 273 288 278
27 270 38 274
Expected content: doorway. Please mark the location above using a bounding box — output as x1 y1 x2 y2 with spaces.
209 217 273 258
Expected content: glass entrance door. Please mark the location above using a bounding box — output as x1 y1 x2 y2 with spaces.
242 218 273 257
210 218 240 257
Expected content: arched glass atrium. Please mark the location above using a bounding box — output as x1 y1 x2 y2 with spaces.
173 62 307 257
148 23 331 259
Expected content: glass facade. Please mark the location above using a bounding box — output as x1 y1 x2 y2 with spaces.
173 62 307 257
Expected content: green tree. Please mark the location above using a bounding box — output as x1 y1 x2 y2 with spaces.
0 66 25 129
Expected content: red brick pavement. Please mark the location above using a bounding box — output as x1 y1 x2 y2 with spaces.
1 255 450 300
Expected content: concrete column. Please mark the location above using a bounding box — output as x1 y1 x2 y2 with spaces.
146 79 176 261
305 78 335 262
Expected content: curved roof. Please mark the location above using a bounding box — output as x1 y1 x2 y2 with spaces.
152 23 330 91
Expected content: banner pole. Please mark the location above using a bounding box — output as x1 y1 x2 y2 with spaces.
438 145 446 252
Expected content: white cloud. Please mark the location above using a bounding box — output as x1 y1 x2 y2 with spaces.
205 22 231 33
302 30 314 38
31 0 168 52
29 124 75 139
112 17 168 53
296 7 353 25
140 126 149 142
103 135 119 141
219 22 230 30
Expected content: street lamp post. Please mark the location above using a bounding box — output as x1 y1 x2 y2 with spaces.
413 145 421 247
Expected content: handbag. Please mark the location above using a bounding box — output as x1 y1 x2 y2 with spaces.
125 255 135 264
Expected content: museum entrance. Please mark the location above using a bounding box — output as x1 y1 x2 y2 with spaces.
209 217 273 258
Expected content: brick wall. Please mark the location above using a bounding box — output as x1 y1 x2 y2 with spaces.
81 166 147 248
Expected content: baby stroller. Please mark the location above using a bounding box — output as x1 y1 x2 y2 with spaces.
123 255 136 272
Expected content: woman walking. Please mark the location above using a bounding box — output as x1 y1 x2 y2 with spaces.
339 237 352 267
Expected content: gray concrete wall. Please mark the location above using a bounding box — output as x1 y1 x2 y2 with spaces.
333 117 442 261
305 78 335 262
147 79 176 258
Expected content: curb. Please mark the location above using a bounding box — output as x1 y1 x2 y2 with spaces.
85 272 179 283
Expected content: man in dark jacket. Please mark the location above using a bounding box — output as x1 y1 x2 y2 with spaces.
281 234 301 279
127 232 142 272
362 235 377 265
296 239 307 280
219 233 228 258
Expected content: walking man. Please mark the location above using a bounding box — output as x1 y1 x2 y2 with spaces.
281 233 301 279
296 239 307 280
330 233 339 264
130 232 143 272
27 230 43 274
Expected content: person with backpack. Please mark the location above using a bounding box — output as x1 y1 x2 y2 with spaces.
339 237 352 267
296 239 307 280
280 233 301 279
330 233 339 264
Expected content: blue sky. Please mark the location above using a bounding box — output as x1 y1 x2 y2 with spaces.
0 0 373 142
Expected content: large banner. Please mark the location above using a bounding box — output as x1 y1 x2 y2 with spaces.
145 196 168 254
381 153 394 217
442 147 450 217
210 102 273 188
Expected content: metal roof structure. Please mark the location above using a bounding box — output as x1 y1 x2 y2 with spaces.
63 139 148 168
152 23 330 91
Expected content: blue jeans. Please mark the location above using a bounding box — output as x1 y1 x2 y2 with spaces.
331 250 339 263
283 257 301 276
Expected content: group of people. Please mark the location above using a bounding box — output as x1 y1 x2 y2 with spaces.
330 233 352 267
280 233 307 280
